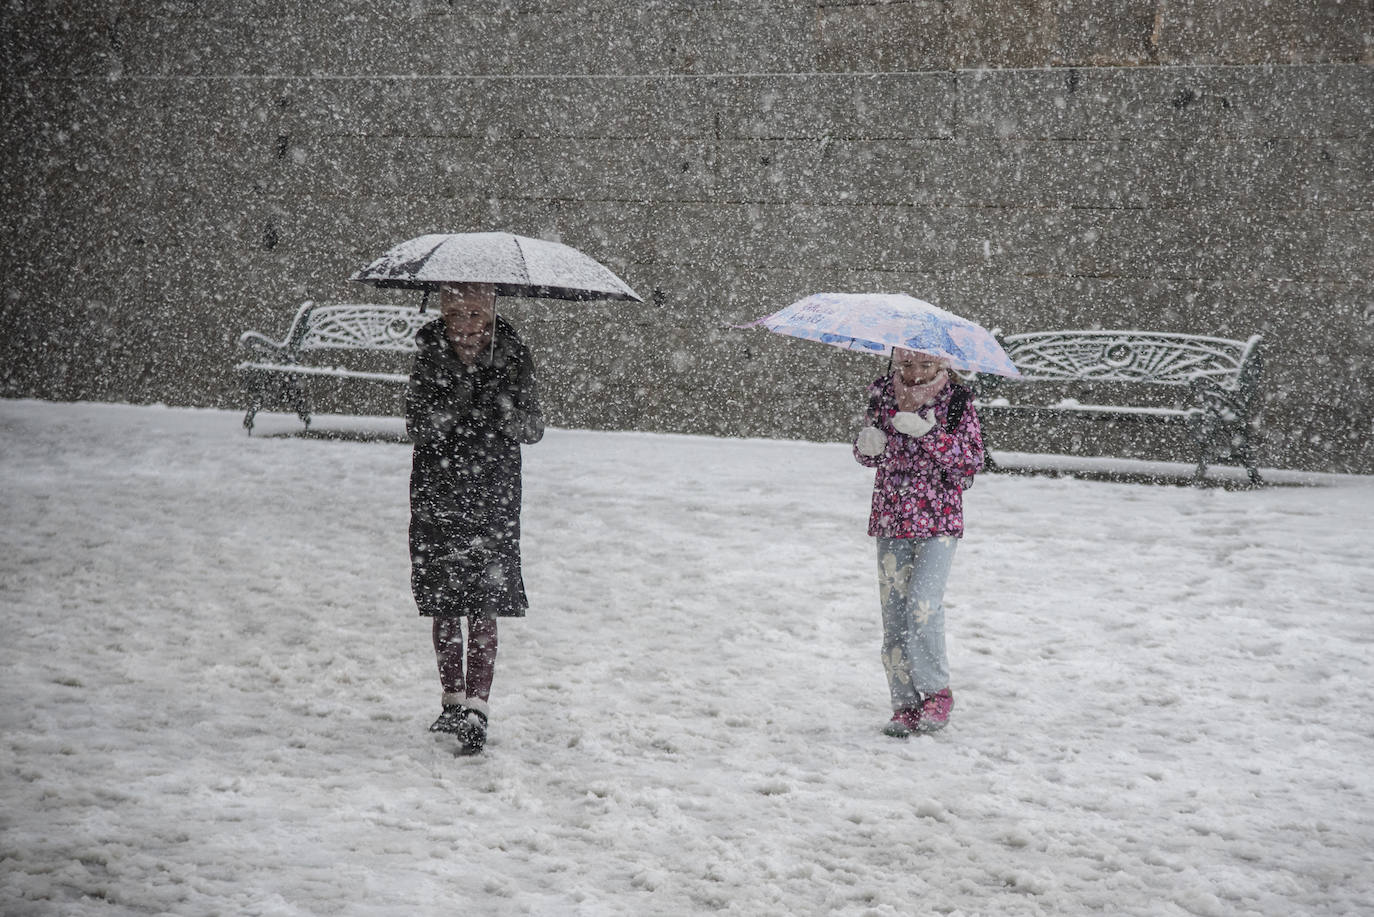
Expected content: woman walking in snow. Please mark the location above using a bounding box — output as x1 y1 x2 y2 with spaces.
854 347 985 736
406 282 544 755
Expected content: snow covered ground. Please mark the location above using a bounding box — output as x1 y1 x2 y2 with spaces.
2 399 1372 917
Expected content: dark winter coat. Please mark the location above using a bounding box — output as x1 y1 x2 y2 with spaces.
405 317 544 618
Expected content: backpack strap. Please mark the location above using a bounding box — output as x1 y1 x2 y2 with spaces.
945 384 970 433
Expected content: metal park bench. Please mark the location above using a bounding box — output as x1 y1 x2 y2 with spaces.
236 302 429 433
973 330 1264 484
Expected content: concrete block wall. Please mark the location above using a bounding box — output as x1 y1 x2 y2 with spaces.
2 1 1372 471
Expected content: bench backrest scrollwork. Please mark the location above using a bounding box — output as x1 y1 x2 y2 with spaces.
290 303 432 354
1000 331 1262 389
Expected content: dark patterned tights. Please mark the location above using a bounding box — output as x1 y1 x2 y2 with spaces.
432 616 498 702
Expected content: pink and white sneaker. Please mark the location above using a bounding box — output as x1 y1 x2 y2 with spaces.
882 707 923 738
915 688 953 732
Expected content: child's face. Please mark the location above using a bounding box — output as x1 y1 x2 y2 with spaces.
893 348 945 385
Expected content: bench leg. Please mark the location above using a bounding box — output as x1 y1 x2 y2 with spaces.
278 373 311 431
1190 415 1211 486
1235 434 1263 486
241 371 312 433
240 372 268 436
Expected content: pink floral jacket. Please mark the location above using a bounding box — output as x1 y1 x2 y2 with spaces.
853 375 986 539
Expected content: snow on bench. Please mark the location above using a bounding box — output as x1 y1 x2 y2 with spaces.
974 330 1264 484
236 302 430 433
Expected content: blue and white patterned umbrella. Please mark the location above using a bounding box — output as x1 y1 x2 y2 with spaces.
744 292 1021 377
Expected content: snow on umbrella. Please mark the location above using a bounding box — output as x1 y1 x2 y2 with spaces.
350 232 642 302
743 292 1021 378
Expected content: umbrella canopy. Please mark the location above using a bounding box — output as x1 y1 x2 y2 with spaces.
744 292 1021 378
350 232 642 302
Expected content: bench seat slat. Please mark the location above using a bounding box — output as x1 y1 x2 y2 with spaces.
974 400 1195 419
236 361 410 385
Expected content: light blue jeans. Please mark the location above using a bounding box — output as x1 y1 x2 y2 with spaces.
876 536 958 710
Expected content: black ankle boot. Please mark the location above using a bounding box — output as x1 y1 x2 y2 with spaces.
429 704 468 734
454 708 488 755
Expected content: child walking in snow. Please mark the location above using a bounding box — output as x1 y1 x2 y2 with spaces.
854 348 985 735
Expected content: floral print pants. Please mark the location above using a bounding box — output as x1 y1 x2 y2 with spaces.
877 535 957 710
